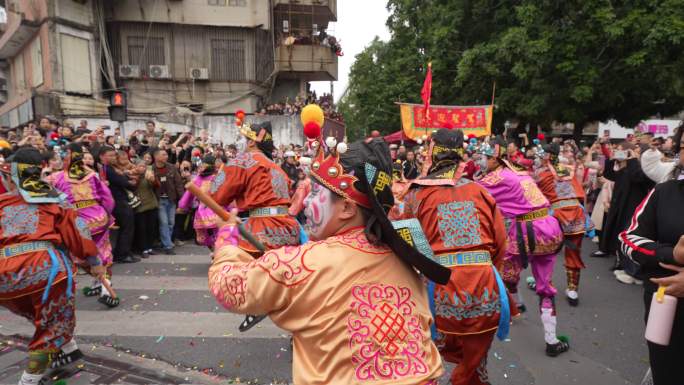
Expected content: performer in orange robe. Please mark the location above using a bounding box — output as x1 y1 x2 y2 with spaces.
535 143 586 306
0 148 104 385
210 121 301 331
209 138 450 385
400 129 514 385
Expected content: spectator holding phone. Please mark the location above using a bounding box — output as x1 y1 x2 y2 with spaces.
603 142 655 283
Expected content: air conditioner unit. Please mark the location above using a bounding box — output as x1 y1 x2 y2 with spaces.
119 64 140 78
190 68 209 80
149 65 170 79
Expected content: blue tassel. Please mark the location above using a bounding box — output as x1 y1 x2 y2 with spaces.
298 222 309 244
427 280 438 341
493 266 511 341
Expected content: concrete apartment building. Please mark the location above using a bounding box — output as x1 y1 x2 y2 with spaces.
0 0 338 140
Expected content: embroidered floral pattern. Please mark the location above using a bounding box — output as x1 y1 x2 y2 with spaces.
520 179 547 207
480 169 504 186
75 217 92 240
2 204 39 237
255 226 299 248
554 181 576 199
348 283 429 381
227 152 257 169
270 169 290 200
434 288 501 320
0 260 65 296
39 288 76 350
210 261 254 311
210 168 226 194
257 244 315 286
436 201 482 247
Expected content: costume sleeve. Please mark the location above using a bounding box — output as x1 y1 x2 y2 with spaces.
177 177 197 210
210 164 248 207
619 187 678 269
56 206 99 264
209 233 293 315
93 175 115 214
640 149 674 184
484 189 508 264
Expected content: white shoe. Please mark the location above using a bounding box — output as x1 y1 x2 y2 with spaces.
613 269 624 277
615 270 637 284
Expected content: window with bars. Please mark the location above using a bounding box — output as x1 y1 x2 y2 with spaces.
211 39 245 81
228 0 246 6
208 0 226 5
127 36 165 68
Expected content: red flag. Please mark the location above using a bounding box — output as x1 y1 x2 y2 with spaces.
421 62 432 119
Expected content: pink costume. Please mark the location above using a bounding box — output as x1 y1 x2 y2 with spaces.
478 166 563 309
178 173 230 247
51 170 114 266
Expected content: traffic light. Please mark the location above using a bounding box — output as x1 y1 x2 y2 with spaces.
108 90 127 122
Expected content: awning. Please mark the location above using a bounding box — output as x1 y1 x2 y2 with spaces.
383 130 416 144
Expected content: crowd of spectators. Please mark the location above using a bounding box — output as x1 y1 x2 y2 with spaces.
259 92 344 123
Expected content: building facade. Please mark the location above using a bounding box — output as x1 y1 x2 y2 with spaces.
0 0 338 142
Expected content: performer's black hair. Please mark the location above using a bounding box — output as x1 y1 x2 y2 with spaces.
337 138 451 285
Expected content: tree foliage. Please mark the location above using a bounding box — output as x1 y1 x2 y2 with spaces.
341 0 684 137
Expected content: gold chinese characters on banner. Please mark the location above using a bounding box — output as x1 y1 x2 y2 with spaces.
398 103 492 139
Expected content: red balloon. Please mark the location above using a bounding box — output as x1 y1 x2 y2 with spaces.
304 121 321 139
537 133 546 141
236 110 246 120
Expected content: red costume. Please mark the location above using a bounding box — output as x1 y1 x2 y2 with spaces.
400 129 514 385
0 148 100 384
535 152 586 305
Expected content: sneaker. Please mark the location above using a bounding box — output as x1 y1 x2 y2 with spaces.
145 249 156 255
162 248 176 255
50 349 84 368
141 250 151 259
545 340 570 357
174 240 185 246
566 290 579 307
98 295 120 308
82 285 102 297
615 270 637 284
591 250 610 258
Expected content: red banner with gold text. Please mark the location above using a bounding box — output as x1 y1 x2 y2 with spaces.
398 103 492 139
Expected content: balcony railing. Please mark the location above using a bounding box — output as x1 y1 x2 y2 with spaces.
273 0 336 22
275 44 338 81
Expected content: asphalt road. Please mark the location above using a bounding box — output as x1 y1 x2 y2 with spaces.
1 240 649 384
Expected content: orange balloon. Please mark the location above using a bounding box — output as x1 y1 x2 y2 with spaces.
300 104 324 126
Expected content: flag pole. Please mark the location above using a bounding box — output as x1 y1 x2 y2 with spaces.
491 81 496 107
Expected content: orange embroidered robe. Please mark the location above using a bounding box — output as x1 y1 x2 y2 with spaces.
210 151 300 252
209 228 444 385
0 192 98 300
401 178 513 336
535 166 586 235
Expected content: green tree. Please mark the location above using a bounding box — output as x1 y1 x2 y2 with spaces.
342 0 684 138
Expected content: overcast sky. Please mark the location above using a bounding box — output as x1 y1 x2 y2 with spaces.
310 0 391 101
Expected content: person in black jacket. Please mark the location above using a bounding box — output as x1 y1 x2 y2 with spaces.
620 125 684 385
98 146 140 264
600 142 654 276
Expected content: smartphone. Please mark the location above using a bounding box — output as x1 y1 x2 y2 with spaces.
614 150 627 160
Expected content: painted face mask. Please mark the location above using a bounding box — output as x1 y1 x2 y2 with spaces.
303 182 335 241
